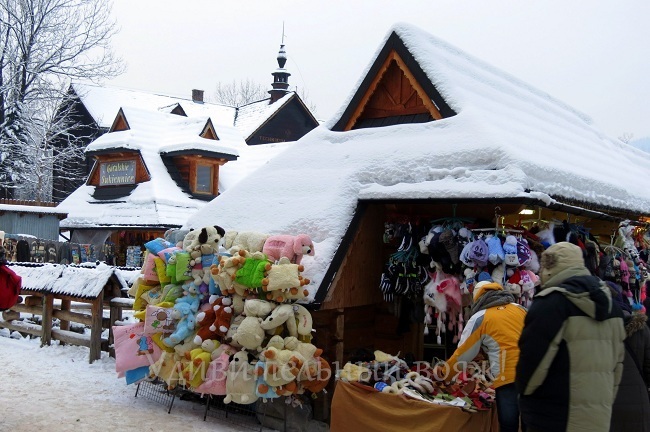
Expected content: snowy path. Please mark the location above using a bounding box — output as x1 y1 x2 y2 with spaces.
0 334 264 432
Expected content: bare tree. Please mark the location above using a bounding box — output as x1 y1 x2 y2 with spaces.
0 0 123 200
211 78 317 111
211 79 268 107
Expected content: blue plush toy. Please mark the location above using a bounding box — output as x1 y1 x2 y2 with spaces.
175 281 202 313
162 302 196 347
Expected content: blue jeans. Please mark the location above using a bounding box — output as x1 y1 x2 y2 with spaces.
495 383 524 432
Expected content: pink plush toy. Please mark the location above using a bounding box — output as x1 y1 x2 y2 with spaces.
263 234 315 265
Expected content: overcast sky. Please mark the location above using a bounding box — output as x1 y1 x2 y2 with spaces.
107 0 650 140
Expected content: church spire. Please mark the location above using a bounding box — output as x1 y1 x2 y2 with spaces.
268 29 292 103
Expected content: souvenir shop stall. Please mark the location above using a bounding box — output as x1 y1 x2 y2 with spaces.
325 199 650 431
112 226 331 429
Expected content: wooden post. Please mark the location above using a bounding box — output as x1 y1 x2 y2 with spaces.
108 297 122 350
41 294 53 346
334 308 345 366
59 299 71 332
89 292 104 363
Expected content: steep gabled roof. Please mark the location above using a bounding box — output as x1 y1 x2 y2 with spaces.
71 82 237 129
184 22 650 303
58 107 243 229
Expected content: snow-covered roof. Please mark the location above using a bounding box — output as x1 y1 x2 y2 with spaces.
0 204 67 216
235 93 295 140
72 82 294 144
184 22 650 302
72 82 236 129
57 107 244 229
8 262 129 299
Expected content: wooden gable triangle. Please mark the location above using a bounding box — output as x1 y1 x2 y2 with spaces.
200 119 219 140
332 31 456 132
109 108 130 132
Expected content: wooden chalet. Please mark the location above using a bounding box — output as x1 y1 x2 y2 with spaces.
183 20 650 385
51 43 318 203
57 107 241 266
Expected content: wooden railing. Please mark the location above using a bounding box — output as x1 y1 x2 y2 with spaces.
0 294 134 363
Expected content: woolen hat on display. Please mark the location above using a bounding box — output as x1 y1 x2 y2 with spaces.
469 239 489 268
539 242 586 284
473 280 503 302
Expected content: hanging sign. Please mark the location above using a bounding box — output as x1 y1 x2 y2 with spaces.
99 160 136 186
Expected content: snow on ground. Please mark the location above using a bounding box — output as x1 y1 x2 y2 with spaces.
0 333 266 432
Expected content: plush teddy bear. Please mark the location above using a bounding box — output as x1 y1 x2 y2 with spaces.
299 356 331 394
224 231 270 255
184 225 226 261
193 295 233 345
175 281 203 314
224 350 259 405
260 345 304 388
225 314 245 349
162 302 197 347
260 304 297 337
263 234 315 265
283 336 323 360
230 316 266 351
212 250 247 296
243 298 276 318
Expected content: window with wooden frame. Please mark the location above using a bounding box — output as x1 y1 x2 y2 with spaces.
195 163 214 194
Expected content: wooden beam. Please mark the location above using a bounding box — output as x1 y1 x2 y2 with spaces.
0 319 42 337
51 328 92 348
59 299 71 331
89 293 104 363
41 295 53 347
10 303 42 316
52 308 93 327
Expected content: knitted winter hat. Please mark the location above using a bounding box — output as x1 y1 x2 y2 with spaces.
516 238 532 266
620 259 630 284
459 242 474 267
503 235 519 266
439 229 460 265
486 235 505 265
477 271 492 283
473 281 503 302
469 239 489 268
525 249 540 273
539 242 586 285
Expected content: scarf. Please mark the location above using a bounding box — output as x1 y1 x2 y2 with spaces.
470 289 516 316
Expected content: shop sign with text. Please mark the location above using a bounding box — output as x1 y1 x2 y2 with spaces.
99 160 136 186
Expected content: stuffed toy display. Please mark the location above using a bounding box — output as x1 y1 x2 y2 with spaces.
123 228 329 408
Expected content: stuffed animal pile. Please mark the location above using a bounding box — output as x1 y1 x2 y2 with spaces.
114 227 329 405
337 350 495 413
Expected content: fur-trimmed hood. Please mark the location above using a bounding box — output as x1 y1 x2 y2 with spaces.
625 312 648 338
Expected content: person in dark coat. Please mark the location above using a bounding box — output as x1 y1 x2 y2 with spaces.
610 308 650 432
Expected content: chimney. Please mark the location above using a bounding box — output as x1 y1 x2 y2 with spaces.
192 89 204 103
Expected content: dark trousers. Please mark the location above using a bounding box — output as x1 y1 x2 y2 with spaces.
495 383 525 432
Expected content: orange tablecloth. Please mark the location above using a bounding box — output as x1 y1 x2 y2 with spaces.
331 381 498 432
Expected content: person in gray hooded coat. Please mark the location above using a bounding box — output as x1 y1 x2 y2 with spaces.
516 242 626 432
